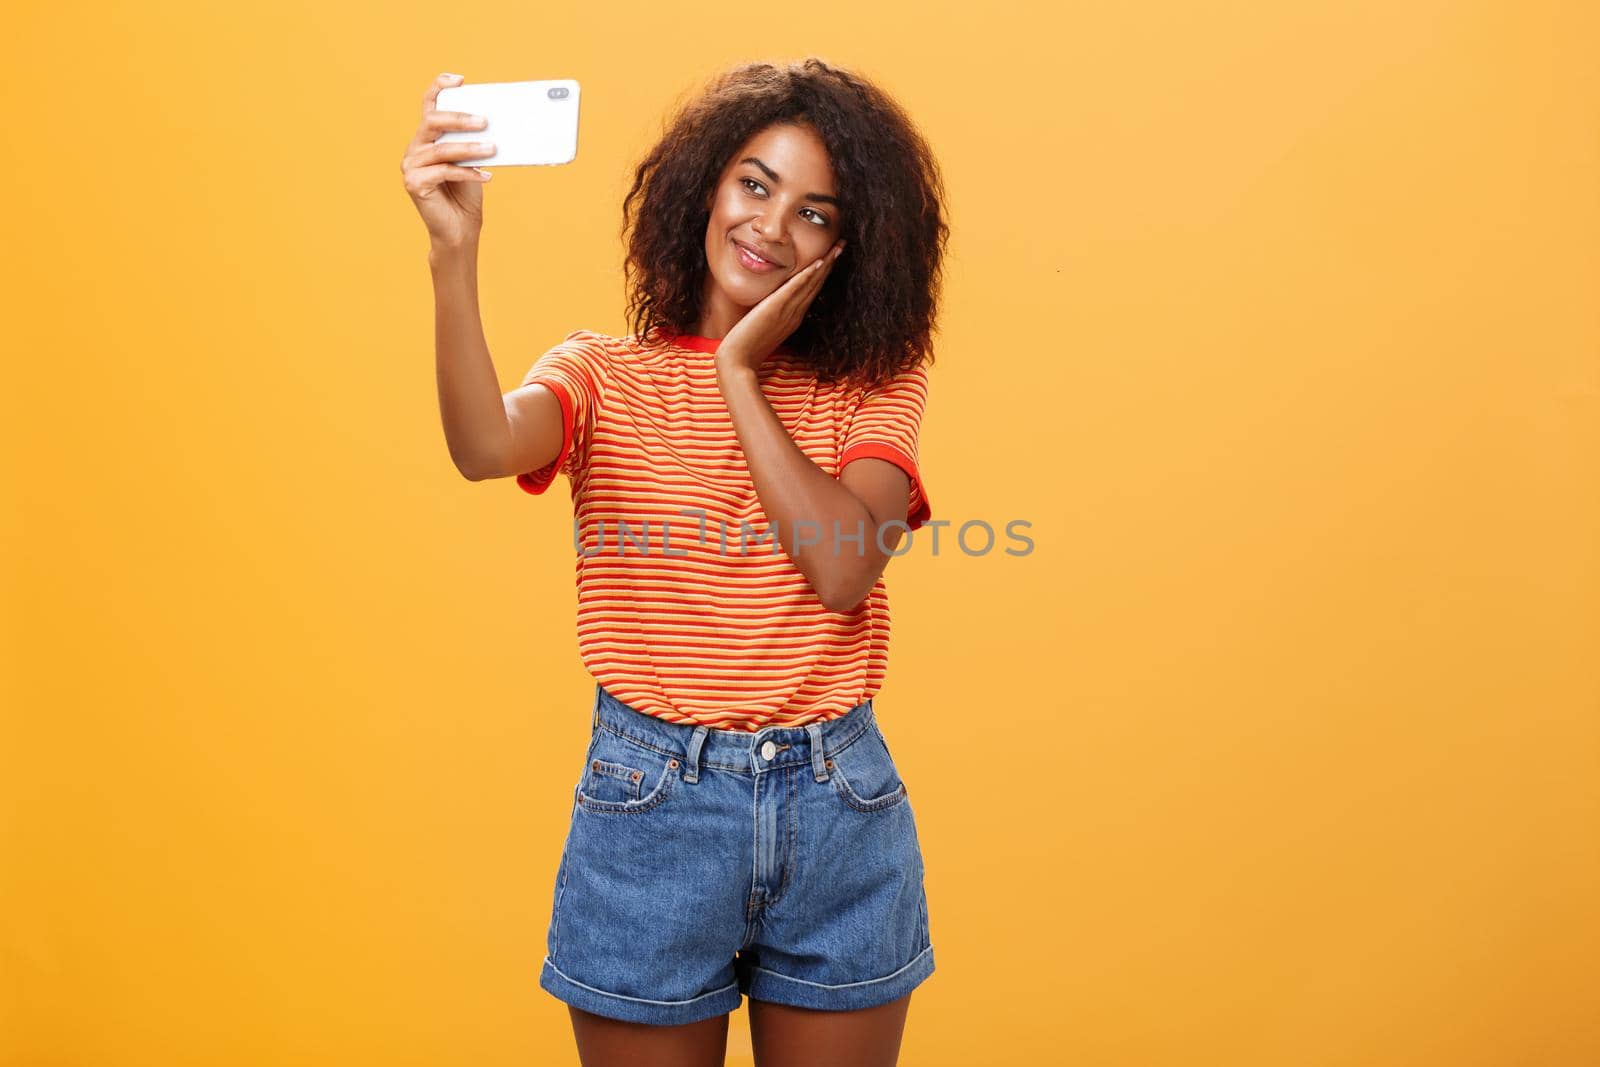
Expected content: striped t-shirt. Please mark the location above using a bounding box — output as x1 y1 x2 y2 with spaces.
515 328 932 731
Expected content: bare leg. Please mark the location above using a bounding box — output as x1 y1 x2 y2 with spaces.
747 993 912 1067
568 1004 731 1067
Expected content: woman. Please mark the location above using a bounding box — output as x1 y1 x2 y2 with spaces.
402 58 948 1067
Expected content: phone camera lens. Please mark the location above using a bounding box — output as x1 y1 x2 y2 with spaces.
548 87 570 100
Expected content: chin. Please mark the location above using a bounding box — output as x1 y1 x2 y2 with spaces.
717 268 776 306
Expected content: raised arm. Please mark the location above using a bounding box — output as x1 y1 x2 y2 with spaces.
400 72 566 485
427 243 565 482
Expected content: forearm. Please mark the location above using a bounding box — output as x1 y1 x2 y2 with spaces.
718 365 882 611
430 241 511 479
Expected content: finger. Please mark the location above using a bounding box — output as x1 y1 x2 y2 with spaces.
800 251 835 294
796 247 841 308
785 252 833 294
404 162 492 198
756 264 808 313
412 73 481 154
812 243 845 288
403 141 478 173
811 243 843 277
795 267 827 309
418 140 497 166
422 72 464 114
768 262 828 332
767 269 821 320
778 257 832 316
409 111 489 155
425 110 490 134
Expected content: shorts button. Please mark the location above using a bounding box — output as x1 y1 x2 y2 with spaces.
760 740 776 761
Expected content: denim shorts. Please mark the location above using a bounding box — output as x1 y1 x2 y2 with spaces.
538 683 935 1026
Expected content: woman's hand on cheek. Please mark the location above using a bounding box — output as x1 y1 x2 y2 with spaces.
716 240 845 380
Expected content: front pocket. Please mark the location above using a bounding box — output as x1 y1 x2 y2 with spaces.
575 728 679 815
826 724 909 813
582 758 645 805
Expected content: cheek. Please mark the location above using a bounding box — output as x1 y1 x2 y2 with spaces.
703 210 727 255
798 232 831 264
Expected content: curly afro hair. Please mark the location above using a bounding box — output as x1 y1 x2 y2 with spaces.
620 58 949 390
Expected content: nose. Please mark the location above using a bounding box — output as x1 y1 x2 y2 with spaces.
751 209 788 248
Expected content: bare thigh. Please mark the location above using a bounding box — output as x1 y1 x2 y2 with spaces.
748 992 913 1067
568 1005 730 1067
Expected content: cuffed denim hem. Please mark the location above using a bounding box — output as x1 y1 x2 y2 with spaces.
539 955 743 1027
742 943 935 1012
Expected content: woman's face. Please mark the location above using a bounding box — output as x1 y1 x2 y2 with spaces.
697 122 843 337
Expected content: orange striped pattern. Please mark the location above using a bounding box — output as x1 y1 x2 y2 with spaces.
515 329 932 731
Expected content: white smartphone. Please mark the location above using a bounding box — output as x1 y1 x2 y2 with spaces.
434 78 581 166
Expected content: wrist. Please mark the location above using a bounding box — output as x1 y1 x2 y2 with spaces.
715 357 759 390
428 239 479 271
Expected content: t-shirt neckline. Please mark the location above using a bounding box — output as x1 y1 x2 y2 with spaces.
662 332 720 353
659 332 793 358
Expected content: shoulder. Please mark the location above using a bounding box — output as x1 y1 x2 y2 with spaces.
850 359 931 406
555 329 676 364
520 330 624 394
523 330 624 376
555 328 622 356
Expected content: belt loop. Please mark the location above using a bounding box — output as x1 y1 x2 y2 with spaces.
806 722 828 782
683 725 710 783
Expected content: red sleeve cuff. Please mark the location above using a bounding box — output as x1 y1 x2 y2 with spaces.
515 379 576 496
838 442 932 532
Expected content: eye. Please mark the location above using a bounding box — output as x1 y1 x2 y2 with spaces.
740 177 831 227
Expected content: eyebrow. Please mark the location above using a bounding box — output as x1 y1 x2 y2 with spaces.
740 157 842 207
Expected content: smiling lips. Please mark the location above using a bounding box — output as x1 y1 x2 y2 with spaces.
732 238 784 274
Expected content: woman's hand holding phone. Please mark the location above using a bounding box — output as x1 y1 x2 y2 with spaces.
401 73 497 250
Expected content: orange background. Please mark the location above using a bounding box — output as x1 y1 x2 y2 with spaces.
5 1 1598 1064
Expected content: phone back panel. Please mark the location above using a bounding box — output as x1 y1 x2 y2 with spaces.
435 79 580 166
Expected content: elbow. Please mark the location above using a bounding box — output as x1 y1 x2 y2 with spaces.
818 578 869 615
458 462 505 484
812 553 887 613
452 448 504 483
